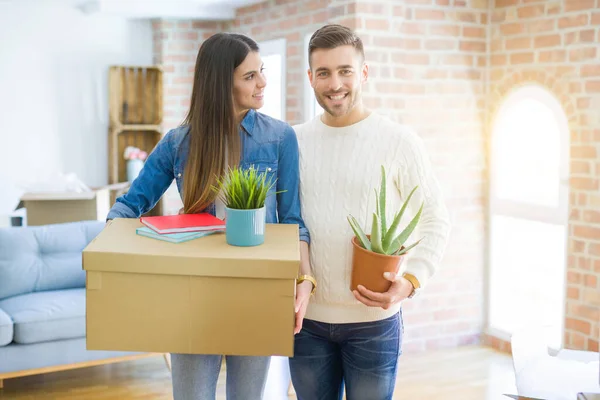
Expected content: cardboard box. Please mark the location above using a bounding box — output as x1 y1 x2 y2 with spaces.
82 218 300 357
21 183 130 226
578 394 600 400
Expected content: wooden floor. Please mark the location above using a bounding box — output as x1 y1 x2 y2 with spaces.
0 345 517 400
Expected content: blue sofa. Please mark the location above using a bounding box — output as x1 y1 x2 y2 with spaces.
0 220 150 388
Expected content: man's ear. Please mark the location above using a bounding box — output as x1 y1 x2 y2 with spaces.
361 62 369 84
307 68 314 88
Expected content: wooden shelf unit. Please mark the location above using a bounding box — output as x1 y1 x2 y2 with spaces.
109 66 163 126
108 66 164 217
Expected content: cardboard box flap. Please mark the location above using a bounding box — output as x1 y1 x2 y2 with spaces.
82 218 300 279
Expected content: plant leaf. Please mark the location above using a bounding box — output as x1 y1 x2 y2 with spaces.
347 215 371 251
379 165 387 239
382 185 419 252
213 165 281 210
370 213 384 253
245 171 255 209
395 238 423 256
388 201 424 254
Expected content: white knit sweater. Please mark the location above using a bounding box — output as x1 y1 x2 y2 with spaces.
294 113 451 324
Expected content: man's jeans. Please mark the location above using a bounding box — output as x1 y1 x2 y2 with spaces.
289 312 403 400
170 354 270 400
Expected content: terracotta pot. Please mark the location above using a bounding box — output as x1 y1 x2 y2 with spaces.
350 236 404 293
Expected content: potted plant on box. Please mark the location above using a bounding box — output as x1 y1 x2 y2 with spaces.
347 166 424 292
212 165 282 247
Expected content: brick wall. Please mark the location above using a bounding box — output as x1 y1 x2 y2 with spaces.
490 0 600 352
151 0 600 353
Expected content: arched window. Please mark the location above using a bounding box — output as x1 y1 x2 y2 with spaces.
488 85 570 350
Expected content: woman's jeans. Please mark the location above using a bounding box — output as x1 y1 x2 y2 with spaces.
289 312 403 400
171 354 271 400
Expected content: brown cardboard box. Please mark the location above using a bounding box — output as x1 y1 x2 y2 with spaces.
82 218 300 357
21 183 130 226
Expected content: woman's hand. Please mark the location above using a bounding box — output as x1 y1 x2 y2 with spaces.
294 280 313 334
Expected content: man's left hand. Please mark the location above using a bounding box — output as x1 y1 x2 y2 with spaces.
353 273 414 309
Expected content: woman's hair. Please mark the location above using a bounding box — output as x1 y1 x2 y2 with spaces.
182 33 259 214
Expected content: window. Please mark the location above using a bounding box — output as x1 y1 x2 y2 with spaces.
303 33 323 120
487 85 570 351
258 38 286 120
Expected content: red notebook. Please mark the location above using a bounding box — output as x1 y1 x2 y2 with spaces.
140 213 225 234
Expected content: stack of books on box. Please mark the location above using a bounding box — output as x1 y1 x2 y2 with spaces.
136 213 225 243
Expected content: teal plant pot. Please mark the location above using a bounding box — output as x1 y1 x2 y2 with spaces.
225 206 266 247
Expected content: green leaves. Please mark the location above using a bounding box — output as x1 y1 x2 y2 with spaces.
382 185 419 253
396 238 423 256
370 213 384 253
386 202 423 255
347 165 425 257
379 165 387 236
211 165 282 210
348 215 371 251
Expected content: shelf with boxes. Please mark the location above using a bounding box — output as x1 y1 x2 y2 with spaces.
108 65 164 217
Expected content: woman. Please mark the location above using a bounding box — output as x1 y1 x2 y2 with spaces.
106 33 314 400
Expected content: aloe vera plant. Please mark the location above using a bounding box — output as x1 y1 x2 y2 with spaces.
211 165 283 210
347 166 424 256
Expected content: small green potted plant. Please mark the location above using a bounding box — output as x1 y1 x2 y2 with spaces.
212 165 280 247
347 166 424 292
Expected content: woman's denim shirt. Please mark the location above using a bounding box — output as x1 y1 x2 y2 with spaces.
107 109 310 243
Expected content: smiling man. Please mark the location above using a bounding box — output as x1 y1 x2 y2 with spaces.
290 24 452 400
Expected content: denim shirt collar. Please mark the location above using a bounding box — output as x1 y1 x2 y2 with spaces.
241 109 256 136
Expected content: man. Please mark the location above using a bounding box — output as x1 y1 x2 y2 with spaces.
289 24 451 400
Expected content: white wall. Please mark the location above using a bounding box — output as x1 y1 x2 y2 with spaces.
0 0 153 202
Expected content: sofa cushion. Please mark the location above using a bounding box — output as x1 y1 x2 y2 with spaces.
0 220 105 301
0 337 145 374
0 289 85 344
0 307 13 346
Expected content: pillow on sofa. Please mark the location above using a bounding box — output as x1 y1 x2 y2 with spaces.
0 220 105 301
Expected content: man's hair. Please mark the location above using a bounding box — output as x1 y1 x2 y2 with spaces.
308 24 364 66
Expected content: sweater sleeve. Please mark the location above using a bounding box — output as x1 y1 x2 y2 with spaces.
395 130 451 289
